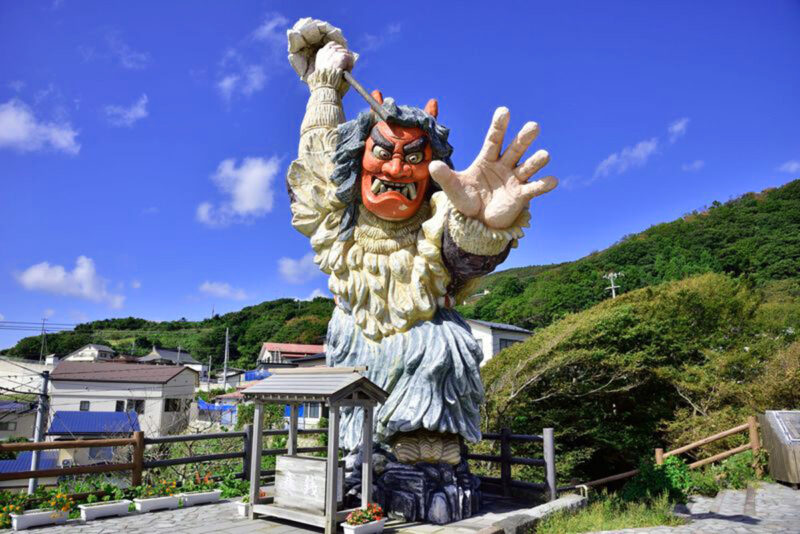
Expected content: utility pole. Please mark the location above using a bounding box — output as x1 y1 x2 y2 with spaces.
207 354 212 389
28 370 49 494
177 345 182 365
38 318 47 364
222 328 229 392
603 272 624 299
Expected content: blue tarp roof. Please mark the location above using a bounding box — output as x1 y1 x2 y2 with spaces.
0 451 58 473
244 369 271 382
47 411 140 435
0 401 31 413
198 399 236 412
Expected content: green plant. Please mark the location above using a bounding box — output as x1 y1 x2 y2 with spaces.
183 471 215 492
537 491 685 533
46 491 73 513
0 502 24 528
345 503 384 525
621 457 689 503
136 478 178 498
218 471 249 498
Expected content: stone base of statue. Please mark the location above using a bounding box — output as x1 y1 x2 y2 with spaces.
345 447 481 524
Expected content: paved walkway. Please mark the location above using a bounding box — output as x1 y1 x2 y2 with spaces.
590 482 800 533
2 483 797 533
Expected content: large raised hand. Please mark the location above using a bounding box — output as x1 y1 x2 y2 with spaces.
429 107 557 229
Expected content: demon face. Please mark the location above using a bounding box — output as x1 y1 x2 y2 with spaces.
360 120 432 221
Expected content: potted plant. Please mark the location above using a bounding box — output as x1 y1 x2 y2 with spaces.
10 492 71 531
237 496 249 518
133 479 180 513
178 471 221 507
78 499 132 521
343 503 387 534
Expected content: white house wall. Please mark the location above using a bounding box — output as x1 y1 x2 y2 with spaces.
48 369 196 437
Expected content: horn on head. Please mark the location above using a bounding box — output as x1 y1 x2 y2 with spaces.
424 98 438 118
371 90 384 104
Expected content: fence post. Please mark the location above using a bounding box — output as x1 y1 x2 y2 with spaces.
132 431 144 487
243 424 253 481
748 416 762 477
500 427 512 497
655 448 664 465
543 428 556 502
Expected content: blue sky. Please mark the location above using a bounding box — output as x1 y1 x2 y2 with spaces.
1 1 799 348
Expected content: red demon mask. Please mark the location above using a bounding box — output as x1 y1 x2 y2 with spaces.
360 94 439 221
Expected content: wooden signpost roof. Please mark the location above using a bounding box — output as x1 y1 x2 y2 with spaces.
241 366 388 404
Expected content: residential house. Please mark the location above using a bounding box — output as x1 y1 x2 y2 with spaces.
0 401 36 440
292 352 326 368
258 342 324 366
139 347 206 376
465 319 532 366
49 362 197 437
0 451 58 490
62 344 115 362
47 410 140 466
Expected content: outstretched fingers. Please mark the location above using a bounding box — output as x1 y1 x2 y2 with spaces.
521 176 558 200
515 149 550 181
477 107 510 163
429 161 479 217
500 121 540 168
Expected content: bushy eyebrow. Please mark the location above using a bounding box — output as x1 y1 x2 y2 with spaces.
402 137 428 154
370 128 394 151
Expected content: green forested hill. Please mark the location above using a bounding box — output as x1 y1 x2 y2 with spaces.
480 273 800 483
3 297 334 369
460 179 800 330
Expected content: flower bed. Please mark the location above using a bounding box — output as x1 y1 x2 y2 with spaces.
179 489 221 507
78 499 132 521
343 504 387 534
10 509 68 531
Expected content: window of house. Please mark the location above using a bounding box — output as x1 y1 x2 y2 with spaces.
79 401 90 411
115 400 125 412
164 398 184 412
126 399 145 414
306 403 320 419
498 338 522 351
0 422 17 431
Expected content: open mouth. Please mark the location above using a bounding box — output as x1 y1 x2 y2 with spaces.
368 176 419 201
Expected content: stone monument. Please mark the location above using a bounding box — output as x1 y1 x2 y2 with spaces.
285 18 557 523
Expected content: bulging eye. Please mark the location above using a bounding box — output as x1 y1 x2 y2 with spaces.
405 152 424 164
372 145 392 160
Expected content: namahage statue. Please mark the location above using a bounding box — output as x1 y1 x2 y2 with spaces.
286 19 557 467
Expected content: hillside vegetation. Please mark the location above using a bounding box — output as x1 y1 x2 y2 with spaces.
461 179 800 330
480 273 800 483
3 298 334 369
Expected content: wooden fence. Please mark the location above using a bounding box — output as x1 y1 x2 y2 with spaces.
465 427 557 501
559 416 761 492
0 427 326 486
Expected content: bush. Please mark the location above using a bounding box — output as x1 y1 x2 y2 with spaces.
621 457 690 503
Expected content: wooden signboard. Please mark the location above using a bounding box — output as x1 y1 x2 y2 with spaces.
275 455 344 514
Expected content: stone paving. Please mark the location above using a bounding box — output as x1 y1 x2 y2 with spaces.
1 483 797 533
589 482 800 534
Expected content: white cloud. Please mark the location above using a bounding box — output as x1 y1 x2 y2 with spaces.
43 308 55 318
0 99 80 154
668 117 689 143
131 279 141 289
196 156 280 227
594 138 658 179
142 206 159 215
215 13 287 103
198 281 248 300
16 256 124 308
252 13 289 42
681 160 705 172
107 33 150 70
361 23 402 52
778 160 800 174
7 80 25 92
104 94 148 127
0 312 4 320
304 288 327 300
278 252 320 284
